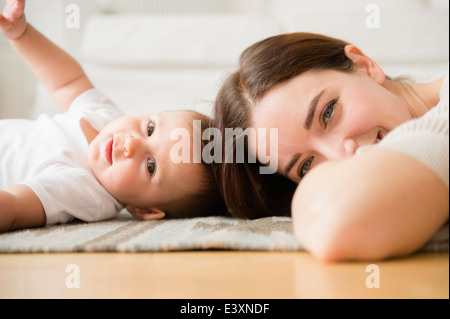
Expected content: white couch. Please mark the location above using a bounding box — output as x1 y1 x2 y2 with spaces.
1 0 448 120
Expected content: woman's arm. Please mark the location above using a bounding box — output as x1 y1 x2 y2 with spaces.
0 0 93 111
292 148 449 262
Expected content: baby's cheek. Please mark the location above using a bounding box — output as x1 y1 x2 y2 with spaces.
103 165 136 198
115 167 138 189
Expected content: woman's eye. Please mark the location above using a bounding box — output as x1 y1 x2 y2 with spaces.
298 157 314 179
322 100 337 126
147 122 155 136
147 159 156 176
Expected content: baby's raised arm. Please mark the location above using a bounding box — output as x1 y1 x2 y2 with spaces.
0 0 93 111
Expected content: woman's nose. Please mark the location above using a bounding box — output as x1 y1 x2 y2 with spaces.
342 138 358 157
320 137 358 161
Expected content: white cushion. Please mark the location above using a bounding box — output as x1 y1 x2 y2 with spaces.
80 14 281 67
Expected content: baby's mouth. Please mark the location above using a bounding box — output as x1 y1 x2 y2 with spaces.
105 138 113 164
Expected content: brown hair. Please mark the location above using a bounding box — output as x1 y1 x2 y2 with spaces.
213 32 360 219
162 111 228 219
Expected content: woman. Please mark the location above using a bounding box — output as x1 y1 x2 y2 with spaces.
213 32 449 261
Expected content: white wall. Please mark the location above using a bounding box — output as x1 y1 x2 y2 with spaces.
0 0 95 118
0 0 68 119
0 34 35 118
0 0 448 119
271 0 449 82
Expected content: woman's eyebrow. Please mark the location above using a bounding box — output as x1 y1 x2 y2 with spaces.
304 89 326 130
284 153 301 177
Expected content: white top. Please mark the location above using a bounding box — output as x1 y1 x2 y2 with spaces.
0 89 125 225
376 71 449 190
374 70 449 251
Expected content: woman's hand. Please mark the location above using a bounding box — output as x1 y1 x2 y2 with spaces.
0 0 27 40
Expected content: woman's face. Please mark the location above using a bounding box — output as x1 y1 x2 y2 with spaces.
250 66 413 183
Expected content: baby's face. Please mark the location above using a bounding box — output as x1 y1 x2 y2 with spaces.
88 111 204 213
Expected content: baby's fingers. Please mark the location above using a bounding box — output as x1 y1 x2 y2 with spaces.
0 11 27 39
13 0 26 18
0 14 11 30
3 0 25 20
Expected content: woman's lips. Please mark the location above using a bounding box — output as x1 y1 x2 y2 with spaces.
105 138 113 165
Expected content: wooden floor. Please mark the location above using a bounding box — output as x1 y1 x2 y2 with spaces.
0 251 448 299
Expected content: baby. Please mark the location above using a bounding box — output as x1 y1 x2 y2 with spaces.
0 0 225 232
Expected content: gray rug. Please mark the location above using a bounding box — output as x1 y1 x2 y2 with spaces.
0 210 303 253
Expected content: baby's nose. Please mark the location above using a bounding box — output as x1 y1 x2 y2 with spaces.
124 134 136 158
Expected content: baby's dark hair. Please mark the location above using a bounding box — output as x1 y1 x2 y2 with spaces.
161 110 228 219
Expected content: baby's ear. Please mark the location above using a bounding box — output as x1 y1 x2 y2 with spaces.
126 206 166 220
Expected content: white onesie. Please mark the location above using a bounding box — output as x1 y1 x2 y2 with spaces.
0 89 125 225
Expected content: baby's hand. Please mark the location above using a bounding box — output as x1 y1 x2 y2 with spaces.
0 0 27 39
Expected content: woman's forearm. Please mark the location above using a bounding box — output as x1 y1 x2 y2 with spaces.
292 148 449 262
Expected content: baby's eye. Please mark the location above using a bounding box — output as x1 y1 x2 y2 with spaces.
147 122 155 136
147 159 156 176
298 157 313 179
